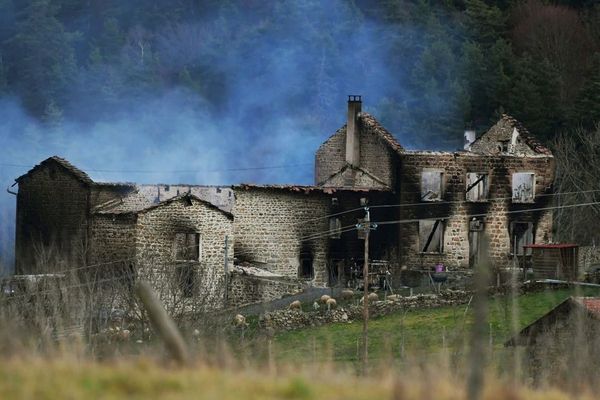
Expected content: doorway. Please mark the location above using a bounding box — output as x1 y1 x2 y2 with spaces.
469 218 484 268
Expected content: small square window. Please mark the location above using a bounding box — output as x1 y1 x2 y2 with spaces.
421 170 443 201
299 257 314 280
512 173 535 203
419 219 444 253
466 173 489 202
174 232 201 261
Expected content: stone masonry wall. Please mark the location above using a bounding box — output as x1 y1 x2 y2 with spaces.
135 197 234 311
15 162 90 274
89 214 137 276
398 152 555 270
233 187 331 286
315 124 397 188
227 273 304 308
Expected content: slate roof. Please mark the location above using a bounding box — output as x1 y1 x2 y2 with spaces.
16 156 94 185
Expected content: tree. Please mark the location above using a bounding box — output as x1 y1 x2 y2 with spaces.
6 0 78 116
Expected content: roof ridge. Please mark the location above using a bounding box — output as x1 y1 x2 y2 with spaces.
358 112 404 155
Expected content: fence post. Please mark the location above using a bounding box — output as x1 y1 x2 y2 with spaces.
135 280 188 366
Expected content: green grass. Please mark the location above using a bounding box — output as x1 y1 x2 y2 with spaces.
272 287 600 363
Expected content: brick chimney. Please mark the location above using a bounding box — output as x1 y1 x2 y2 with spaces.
346 95 361 167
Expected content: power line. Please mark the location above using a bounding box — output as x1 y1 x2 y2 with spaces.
0 162 313 174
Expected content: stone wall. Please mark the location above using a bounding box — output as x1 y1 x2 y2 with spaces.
398 152 555 270
134 197 234 311
15 161 90 273
89 214 137 276
259 290 471 333
232 187 331 285
227 273 305 308
314 119 398 188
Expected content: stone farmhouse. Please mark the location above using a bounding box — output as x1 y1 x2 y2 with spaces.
12 96 555 308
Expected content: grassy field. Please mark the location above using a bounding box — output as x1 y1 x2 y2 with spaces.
1 287 599 399
271 287 600 363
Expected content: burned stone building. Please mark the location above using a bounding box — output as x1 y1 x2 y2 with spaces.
12 96 555 308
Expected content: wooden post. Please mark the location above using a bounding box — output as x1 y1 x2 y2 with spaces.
362 207 370 375
224 235 229 306
135 280 188 366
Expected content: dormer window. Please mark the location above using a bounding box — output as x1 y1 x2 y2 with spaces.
498 140 510 153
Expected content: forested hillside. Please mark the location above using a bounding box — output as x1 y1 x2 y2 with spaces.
1 0 599 148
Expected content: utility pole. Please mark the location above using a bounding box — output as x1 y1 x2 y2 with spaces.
357 206 377 375
224 235 229 306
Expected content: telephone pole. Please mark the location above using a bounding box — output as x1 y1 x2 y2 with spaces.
357 206 377 374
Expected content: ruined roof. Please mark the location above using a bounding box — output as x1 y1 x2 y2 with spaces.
317 164 392 189
94 192 233 219
359 112 404 155
15 156 94 185
470 114 552 156
317 112 404 156
234 183 389 194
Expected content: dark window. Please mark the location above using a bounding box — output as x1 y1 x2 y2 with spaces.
466 173 489 202
174 233 201 261
329 217 342 239
511 222 534 256
299 255 314 280
498 140 510 153
419 220 444 253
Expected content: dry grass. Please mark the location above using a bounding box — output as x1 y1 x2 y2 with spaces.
0 356 592 400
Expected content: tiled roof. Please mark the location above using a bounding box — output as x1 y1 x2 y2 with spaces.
16 156 94 185
579 298 600 317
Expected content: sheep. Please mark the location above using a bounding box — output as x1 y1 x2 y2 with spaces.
289 300 302 310
118 329 130 341
387 294 401 301
233 314 249 328
340 289 354 300
326 298 337 310
360 292 379 304
320 294 331 304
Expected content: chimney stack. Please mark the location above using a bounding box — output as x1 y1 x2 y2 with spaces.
464 129 476 151
346 95 362 167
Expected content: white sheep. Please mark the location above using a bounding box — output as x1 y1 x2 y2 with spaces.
360 292 379 304
233 314 249 328
326 298 337 310
289 300 302 310
340 289 354 300
320 294 331 304
387 294 401 301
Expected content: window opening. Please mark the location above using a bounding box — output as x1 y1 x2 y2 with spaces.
421 171 443 201
419 219 444 253
466 173 489 201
